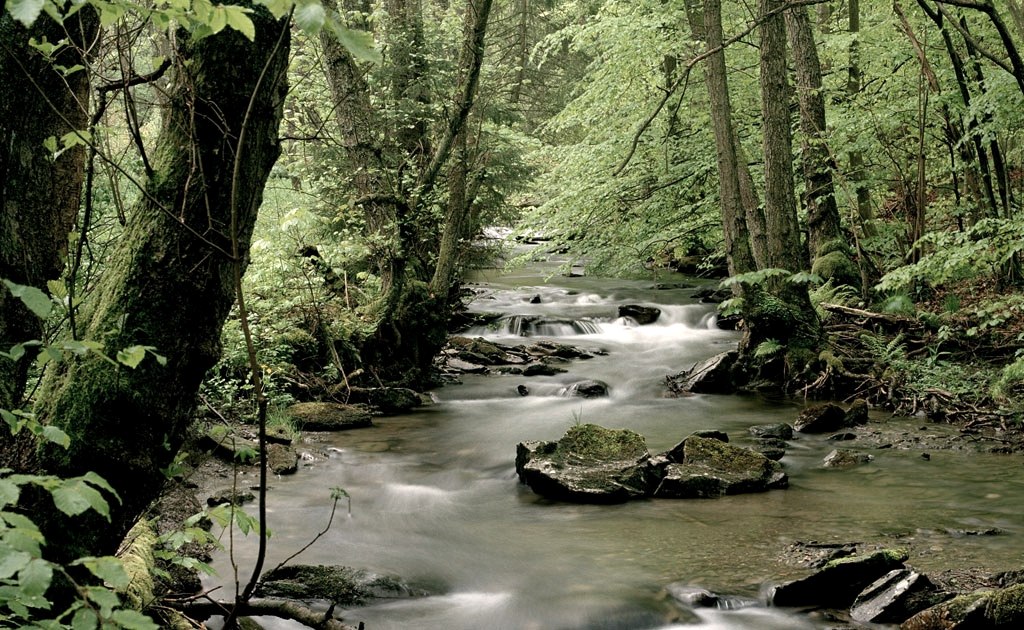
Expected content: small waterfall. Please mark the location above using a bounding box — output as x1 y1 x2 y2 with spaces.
467 315 605 337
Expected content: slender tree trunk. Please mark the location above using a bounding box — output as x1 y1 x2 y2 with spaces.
685 0 755 281
847 0 875 236
0 10 97 414
785 7 843 262
35 7 290 563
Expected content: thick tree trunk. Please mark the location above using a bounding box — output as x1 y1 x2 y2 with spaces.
742 0 821 385
0 10 97 414
35 8 290 562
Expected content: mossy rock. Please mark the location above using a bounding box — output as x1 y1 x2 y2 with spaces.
286 402 373 431
654 436 788 498
772 549 908 608
256 564 421 605
812 250 860 288
515 425 651 503
557 423 648 464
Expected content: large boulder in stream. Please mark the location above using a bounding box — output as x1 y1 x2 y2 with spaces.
901 583 1024 629
794 400 870 434
618 304 661 325
347 386 422 415
651 436 788 498
516 424 651 503
771 549 909 608
666 351 738 395
851 569 950 624
286 402 373 431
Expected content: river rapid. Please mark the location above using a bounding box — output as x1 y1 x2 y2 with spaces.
207 250 1024 629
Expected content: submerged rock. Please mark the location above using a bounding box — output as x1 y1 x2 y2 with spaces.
561 379 610 398
256 564 424 605
652 436 788 498
771 549 909 608
286 402 373 431
618 304 661 325
822 448 874 468
748 423 794 440
515 424 650 503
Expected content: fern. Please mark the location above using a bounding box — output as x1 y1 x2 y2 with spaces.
754 338 784 358
859 332 906 366
810 279 858 322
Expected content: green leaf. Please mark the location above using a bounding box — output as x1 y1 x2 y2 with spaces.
1 408 18 432
257 0 292 19
74 556 130 589
0 478 21 508
2 280 52 319
43 135 58 154
208 5 228 33
7 0 46 27
81 472 119 501
71 607 98 630
52 479 110 519
116 345 147 368
294 0 326 34
326 18 381 64
0 549 31 579
19 558 53 598
109 609 159 630
223 5 255 40
83 586 120 617
40 425 70 449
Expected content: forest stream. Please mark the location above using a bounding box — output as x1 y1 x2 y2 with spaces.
205 248 1024 629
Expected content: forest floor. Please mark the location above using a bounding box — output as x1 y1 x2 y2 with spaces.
817 280 1024 452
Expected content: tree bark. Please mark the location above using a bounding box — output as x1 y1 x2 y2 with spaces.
35 6 290 563
685 0 756 281
0 10 97 414
785 6 843 261
741 0 821 383
847 0 875 236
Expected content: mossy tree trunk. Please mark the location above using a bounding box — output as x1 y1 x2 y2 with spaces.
0 10 97 414
34 9 290 563
741 0 821 387
321 0 492 387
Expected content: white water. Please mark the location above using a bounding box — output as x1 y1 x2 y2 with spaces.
205 254 1024 629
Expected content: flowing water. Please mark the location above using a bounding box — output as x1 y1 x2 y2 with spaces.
207 250 1024 629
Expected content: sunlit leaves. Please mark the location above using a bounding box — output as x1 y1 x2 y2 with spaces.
293 0 325 33
6 0 45 26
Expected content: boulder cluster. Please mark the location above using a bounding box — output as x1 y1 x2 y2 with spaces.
516 425 788 503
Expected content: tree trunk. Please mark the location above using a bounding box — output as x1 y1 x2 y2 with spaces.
785 7 844 262
847 0 875 237
685 0 756 282
0 10 97 414
35 7 290 563
742 0 821 385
